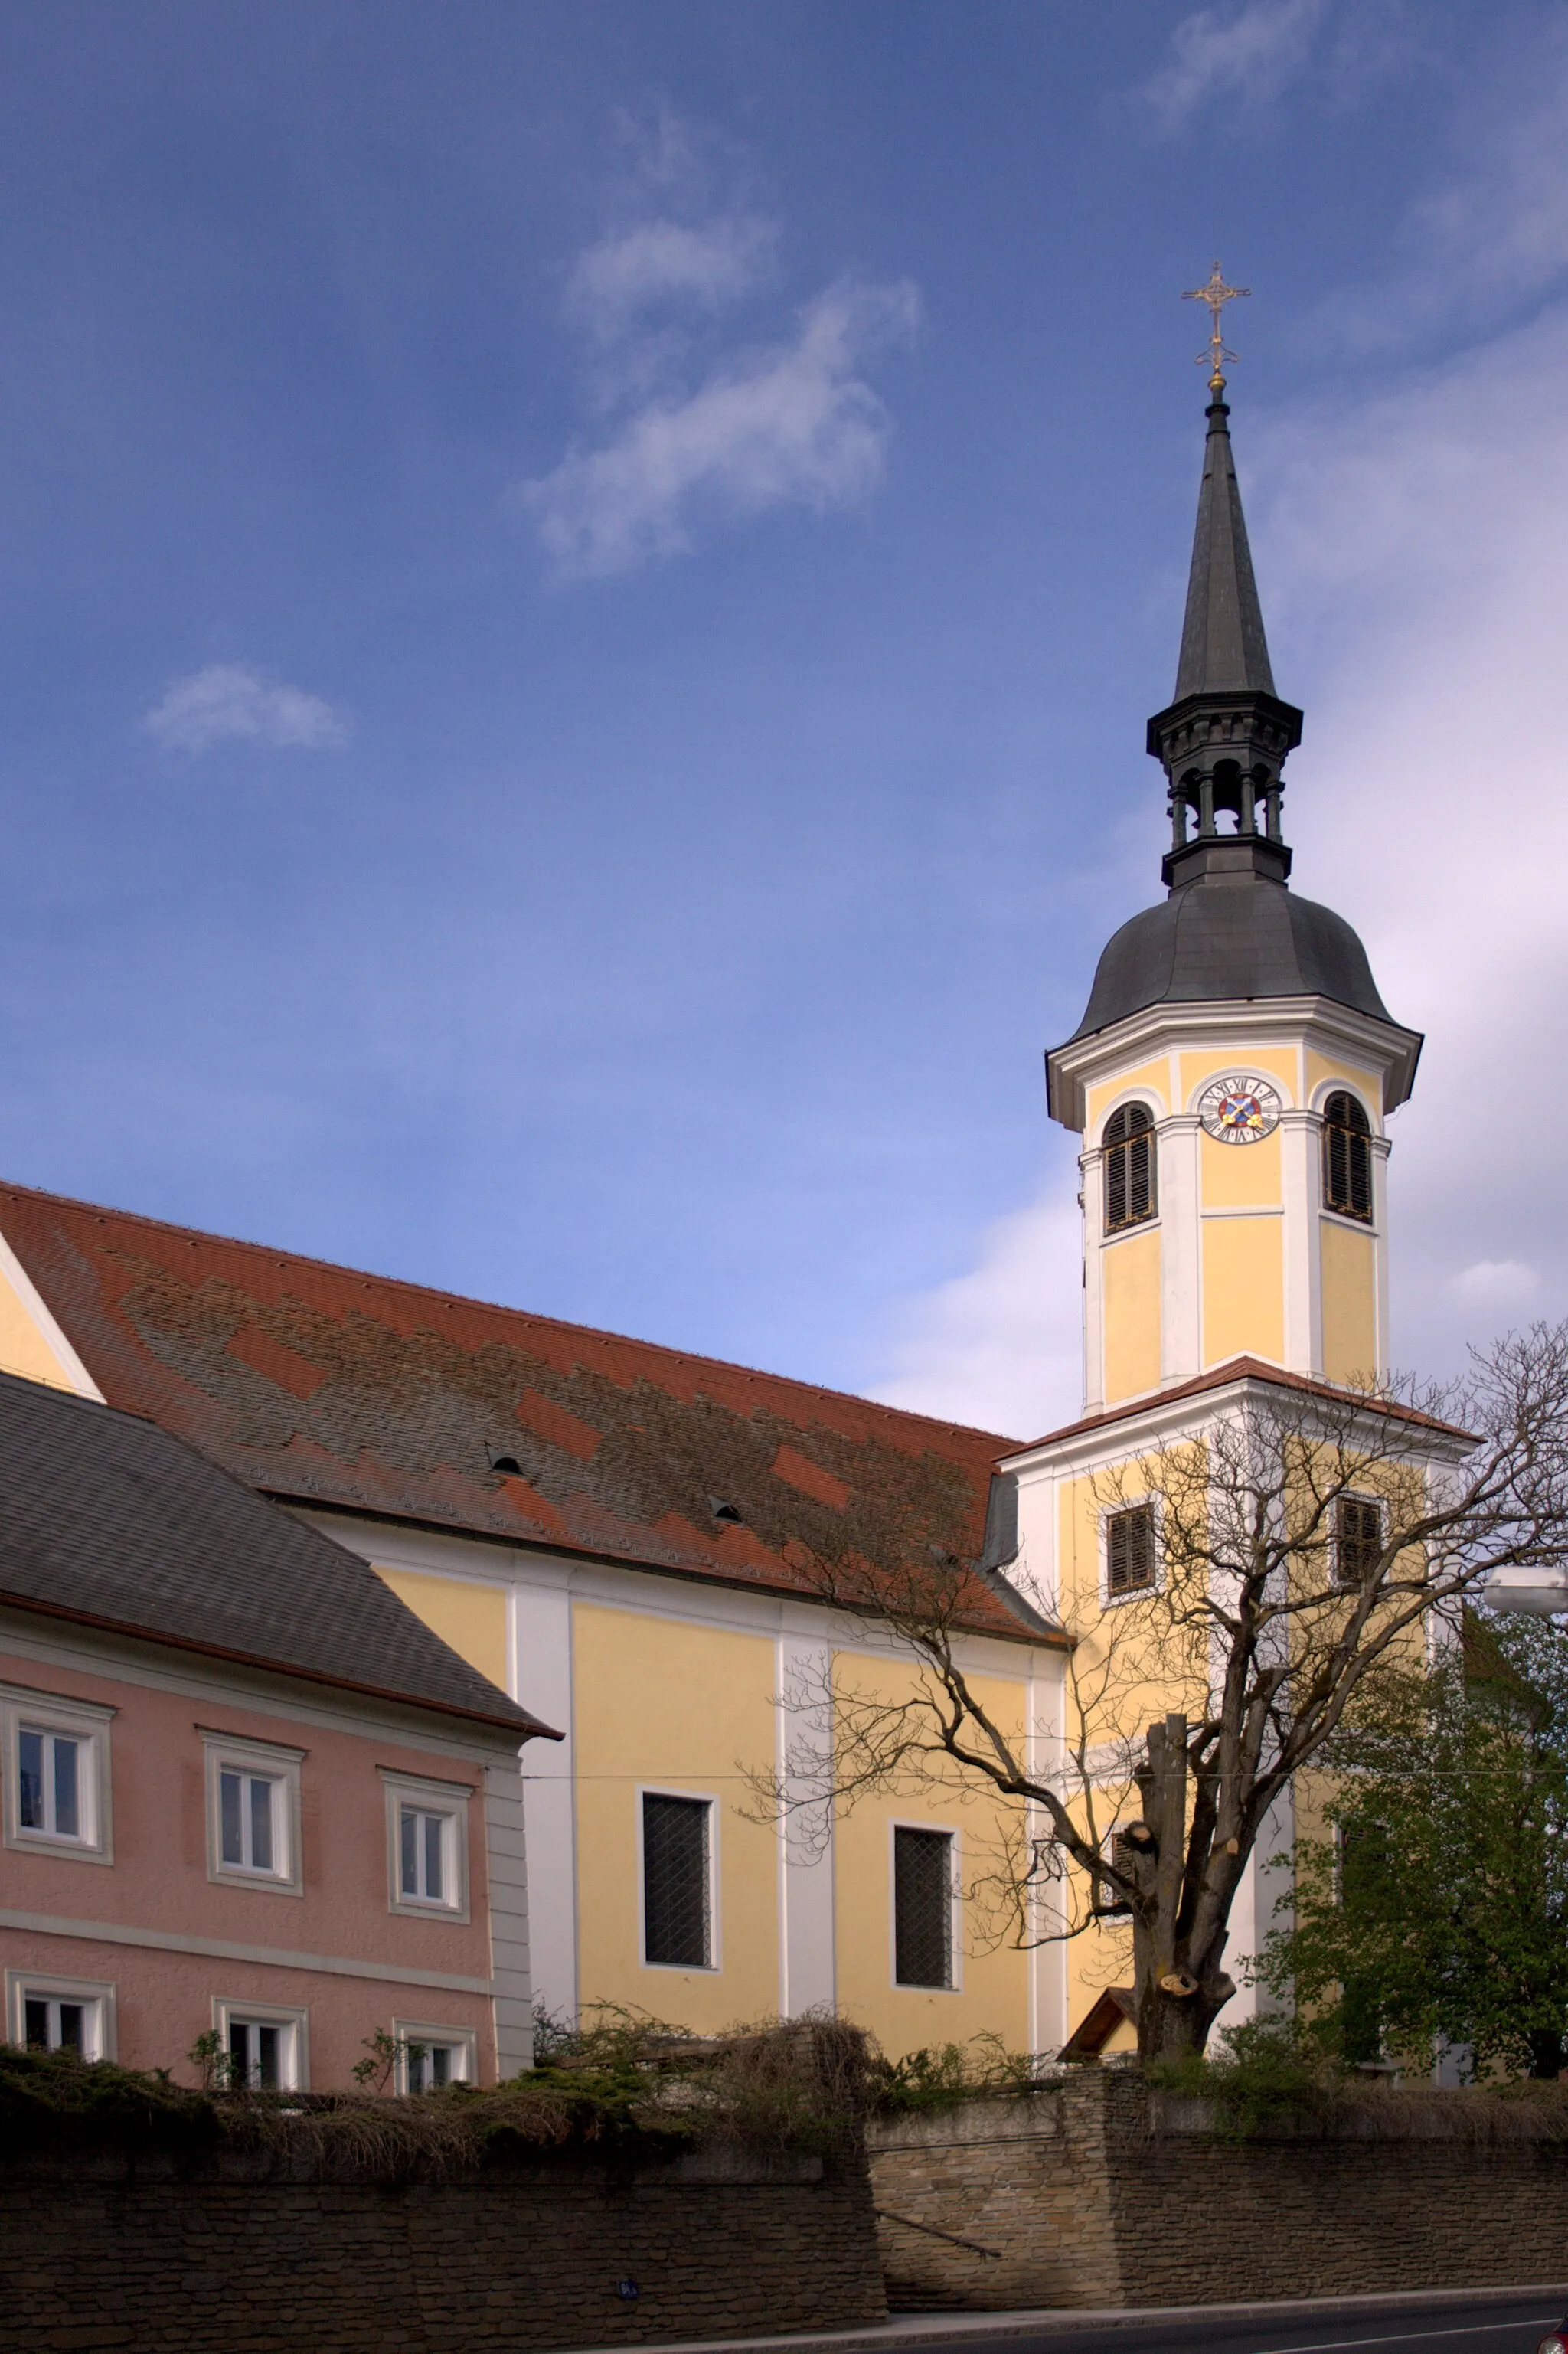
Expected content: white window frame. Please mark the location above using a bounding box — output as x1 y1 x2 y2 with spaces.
201 1729 305 1896
887 1818 962 1995
5 1970 116 2060
637 1785 720 1973
381 1770 473 1922
1 1682 114 1865
1099 1496 1163 1608
393 2018 479 2094
1332 1492 1386 1588
211 1996 309 2091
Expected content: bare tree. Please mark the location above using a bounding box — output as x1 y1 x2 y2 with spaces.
751 1331 1568 2060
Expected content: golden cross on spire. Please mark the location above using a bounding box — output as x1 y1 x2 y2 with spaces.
1182 260 1250 391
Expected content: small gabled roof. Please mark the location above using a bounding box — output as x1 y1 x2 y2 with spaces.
0 1182 1045 1645
0 1369 550 1737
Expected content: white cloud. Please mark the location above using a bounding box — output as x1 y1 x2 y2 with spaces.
868 1190 1084 1443
143 663 352 755
567 218 774 339
1448 1262 1541 1310
1250 302 1568 1378
521 279 919 581
1142 0 1326 125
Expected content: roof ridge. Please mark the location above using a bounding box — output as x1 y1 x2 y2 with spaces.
0 1177 1021 1451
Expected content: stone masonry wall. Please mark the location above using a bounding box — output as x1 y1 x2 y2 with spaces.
869 2068 1568 2312
0 2139 887 2354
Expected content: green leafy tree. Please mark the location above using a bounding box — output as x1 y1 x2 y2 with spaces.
1256 1612 1568 2078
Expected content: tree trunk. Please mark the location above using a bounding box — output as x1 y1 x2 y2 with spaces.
1527 2028 1564 2080
1132 1713 1236 2061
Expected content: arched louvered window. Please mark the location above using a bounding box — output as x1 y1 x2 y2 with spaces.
1322 1091 1373 1223
1103 1103 1156 1234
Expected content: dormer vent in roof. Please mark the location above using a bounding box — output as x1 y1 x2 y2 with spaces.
707 1496 743 1525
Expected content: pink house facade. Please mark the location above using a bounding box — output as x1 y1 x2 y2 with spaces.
0 1368 554 2088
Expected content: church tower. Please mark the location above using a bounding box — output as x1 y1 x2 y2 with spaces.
1046 374 1421 1414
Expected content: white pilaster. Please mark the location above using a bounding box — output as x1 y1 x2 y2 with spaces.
775 1630 837 2017
1159 1113 1202 1385
511 1571 579 2029
1080 1147 1105 1411
1279 1108 1317 1377
1372 1135 1393 1378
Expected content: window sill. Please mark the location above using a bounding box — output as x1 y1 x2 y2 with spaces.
208 1865 304 1898
388 1895 471 1925
6 1831 112 1867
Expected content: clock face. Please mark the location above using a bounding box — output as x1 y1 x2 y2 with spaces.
1199 1074 1281 1145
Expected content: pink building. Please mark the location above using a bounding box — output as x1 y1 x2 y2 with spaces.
0 1368 554 2088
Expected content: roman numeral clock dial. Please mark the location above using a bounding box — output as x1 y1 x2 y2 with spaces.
1197 1074 1281 1145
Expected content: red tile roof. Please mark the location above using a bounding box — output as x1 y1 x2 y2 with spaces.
0 1182 1048 1643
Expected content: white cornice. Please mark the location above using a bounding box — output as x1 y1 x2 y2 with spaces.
999 1365 1473 1480
1047 995 1423 1130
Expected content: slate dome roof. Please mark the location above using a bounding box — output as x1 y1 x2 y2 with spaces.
1067 860 1392 1045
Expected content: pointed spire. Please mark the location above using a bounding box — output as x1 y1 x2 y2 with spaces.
1146 381 1302 895
1174 391 1276 699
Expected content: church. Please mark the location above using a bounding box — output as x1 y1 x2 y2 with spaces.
0 331 1469 2071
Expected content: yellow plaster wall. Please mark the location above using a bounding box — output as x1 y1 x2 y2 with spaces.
0 1263 78 1390
1086 1056 1171 1136
1102 1228 1161 1404
1305 1049 1380 1117
1203 1215 1285 1368
572 1604 780 2031
1052 1461 1209 2043
374 1568 509 1692
1178 1045 1298 1113
830 1650 1031 2059
1321 1219 1378 1385
1200 1128 1282 1208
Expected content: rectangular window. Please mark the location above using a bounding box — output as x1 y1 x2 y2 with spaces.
211 1999 307 2091
400 1806 450 1905
2 1686 113 1864
19 1728 80 1839
893 1826 955 1989
1334 1496 1383 1586
220 1769 278 1874
395 2022 478 2095
202 1731 304 1895
381 1771 472 1920
5 1971 115 2060
642 1792 712 1969
1106 1503 1157 1597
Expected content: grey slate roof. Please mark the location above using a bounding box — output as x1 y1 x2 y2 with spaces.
0 1368 548 1736
1174 396 1276 698
1066 854 1395 1045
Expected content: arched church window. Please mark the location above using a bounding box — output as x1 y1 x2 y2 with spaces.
1322 1092 1373 1223
1103 1103 1156 1234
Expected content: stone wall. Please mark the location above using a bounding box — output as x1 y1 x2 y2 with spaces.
869 2068 1568 2313
1 2137 887 2352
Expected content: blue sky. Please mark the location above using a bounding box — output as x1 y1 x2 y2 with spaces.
3 0 1567 1437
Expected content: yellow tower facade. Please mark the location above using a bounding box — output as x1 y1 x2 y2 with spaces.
1050 987 1419 1411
